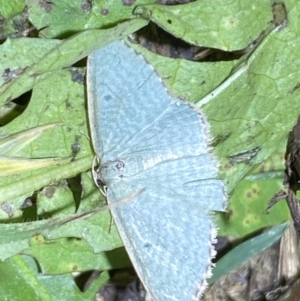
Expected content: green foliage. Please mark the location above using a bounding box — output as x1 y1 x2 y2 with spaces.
0 0 298 298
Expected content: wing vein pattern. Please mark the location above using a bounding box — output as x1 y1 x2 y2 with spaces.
87 40 226 301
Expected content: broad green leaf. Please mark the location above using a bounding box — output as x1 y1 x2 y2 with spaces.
197 23 292 192
0 0 25 18
22 236 130 274
216 138 289 237
195 3 294 198
0 255 109 300
1 69 89 157
26 0 154 38
134 0 272 50
204 18 296 233
0 18 148 106
37 185 77 216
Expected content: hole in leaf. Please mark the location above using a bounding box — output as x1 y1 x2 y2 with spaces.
0 90 31 126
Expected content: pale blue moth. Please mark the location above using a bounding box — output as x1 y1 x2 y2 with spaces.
87 39 226 301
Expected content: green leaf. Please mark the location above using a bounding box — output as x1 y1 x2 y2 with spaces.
209 222 288 284
0 0 26 40
26 0 154 38
0 124 60 156
0 124 70 177
0 2 298 296
0 202 123 261
0 19 148 105
0 171 124 261
134 0 272 50
0 67 94 216
0 255 109 300
0 156 69 177
0 0 25 18
215 139 289 237
1 69 89 157
0 156 92 215
22 236 131 274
